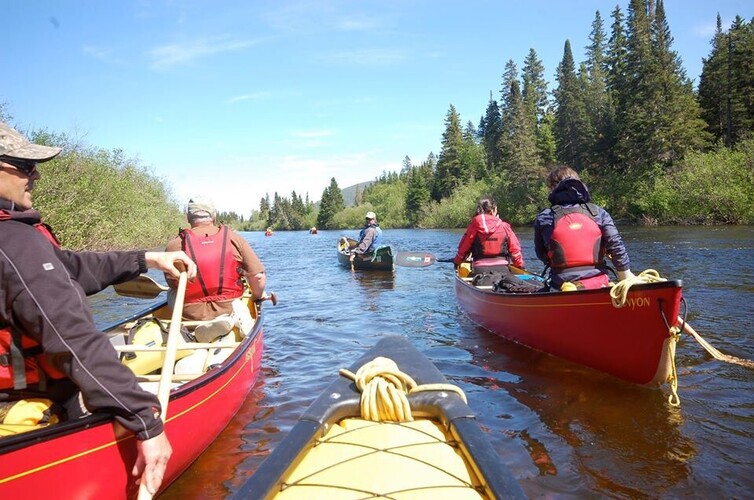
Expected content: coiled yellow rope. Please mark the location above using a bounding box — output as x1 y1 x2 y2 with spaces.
340 356 467 422
609 269 666 308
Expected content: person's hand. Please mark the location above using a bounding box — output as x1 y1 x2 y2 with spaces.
133 431 172 495
145 251 197 280
617 269 636 281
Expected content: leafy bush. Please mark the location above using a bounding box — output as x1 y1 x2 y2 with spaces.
638 139 754 224
31 131 184 250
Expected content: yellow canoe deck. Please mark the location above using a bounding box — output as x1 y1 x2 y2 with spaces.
277 417 486 499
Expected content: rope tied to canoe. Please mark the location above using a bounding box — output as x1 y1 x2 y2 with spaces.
340 356 467 422
610 269 754 405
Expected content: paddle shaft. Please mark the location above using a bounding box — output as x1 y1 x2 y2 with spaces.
137 269 187 500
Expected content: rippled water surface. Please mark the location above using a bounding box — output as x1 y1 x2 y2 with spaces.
93 226 754 498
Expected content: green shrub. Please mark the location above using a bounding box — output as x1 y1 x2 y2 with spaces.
31 131 184 250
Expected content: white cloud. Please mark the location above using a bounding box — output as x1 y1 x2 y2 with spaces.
148 37 259 69
322 48 406 66
290 130 334 138
226 92 272 104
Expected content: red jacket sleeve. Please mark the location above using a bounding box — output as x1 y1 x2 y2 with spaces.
454 219 479 265
504 224 525 268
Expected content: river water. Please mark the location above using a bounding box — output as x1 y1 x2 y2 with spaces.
93 226 754 498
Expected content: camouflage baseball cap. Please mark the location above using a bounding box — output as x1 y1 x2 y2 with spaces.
0 121 61 162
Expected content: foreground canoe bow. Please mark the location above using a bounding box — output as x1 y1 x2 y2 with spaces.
234 335 524 499
454 264 684 387
0 287 271 498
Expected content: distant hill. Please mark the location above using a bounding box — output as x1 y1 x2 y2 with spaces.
341 181 374 207
313 181 374 209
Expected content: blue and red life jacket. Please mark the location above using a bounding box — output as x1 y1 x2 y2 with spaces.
547 204 605 272
180 224 244 304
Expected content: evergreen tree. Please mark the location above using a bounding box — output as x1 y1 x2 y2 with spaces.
316 177 345 229
583 10 614 171
553 40 591 170
536 111 558 167
481 92 503 173
606 5 629 164
522 48 552 167
700 15 754 146
498 59 540 183
405 166 431 227
462 120 486 180
432 104 465 200
616 0 708 170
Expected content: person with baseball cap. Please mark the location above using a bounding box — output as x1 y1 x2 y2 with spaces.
0 121 197 494
346 210 383 260
164 196 266 340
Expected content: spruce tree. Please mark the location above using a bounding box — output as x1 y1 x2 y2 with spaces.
316 177 345 229
617 0 708 171
584 10 614 171
405 167 431 227
553 40 591 171
481 92 502 173
432 105 465 200
499 62 539 183
523 48 553 167
698 15 731 144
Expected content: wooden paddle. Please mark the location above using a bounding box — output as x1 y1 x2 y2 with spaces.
137 268 187 499
114 274 170 299
394 251 437 267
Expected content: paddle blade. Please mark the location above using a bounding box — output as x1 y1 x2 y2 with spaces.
113 275 170 299
395 252 437 267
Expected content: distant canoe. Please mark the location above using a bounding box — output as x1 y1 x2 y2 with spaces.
233 335 525 499
309 227 318 234
454 264 684 386
337 236 394 271
265 228 273 236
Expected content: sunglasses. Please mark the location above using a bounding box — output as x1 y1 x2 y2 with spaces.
0 157 38 177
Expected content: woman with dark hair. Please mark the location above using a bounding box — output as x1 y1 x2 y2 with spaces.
453 196 525 275
534 165 635 290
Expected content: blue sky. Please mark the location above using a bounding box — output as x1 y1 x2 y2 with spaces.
3 1 750 215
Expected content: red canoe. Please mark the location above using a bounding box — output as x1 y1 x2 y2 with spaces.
0 283 267 499
454 269 683 386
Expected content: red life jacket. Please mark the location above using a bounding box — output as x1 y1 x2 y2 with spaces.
181 224 244 304
0 328 66 390
471 216 510 261
33 222 62 249
0 217 66 390
547 204 604 271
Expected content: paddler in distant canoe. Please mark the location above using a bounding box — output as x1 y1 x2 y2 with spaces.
534 165 636 291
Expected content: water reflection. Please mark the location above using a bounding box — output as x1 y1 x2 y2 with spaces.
457 326 696 497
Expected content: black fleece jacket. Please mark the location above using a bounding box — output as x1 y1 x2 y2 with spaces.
0 201 163 440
